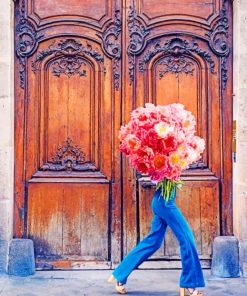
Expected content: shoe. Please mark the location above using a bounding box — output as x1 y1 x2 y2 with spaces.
180 287 203 296
108 275 127 294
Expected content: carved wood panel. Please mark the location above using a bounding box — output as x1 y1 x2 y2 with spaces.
31 38 104 174
28 0 112 27
139 0 220 24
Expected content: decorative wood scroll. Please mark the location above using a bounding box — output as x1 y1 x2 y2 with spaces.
32 39 104 72
207 0 230 90
127 5 149 83
100 10 122 89
41 137 97 172
208 2 230 56
16 0 44 88
139 38 215 74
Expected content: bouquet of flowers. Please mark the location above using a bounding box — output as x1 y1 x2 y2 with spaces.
119 103 205 201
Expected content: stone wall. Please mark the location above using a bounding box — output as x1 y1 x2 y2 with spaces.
0 0 14 273
233 0 247 276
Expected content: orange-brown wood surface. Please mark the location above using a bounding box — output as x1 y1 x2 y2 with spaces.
28 183 109 261
15 0 232 269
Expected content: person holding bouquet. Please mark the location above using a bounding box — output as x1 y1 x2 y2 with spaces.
108 103 205 296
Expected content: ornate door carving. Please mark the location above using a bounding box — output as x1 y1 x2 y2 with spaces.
14 0 232 269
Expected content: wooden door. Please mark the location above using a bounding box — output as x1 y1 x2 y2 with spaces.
121 0 233 269
14 0 232 269
14 0 122 269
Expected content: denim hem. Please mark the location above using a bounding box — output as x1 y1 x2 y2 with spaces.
112 271 127 285
179 282 206 288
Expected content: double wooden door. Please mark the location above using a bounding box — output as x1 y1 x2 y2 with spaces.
14 0 233 269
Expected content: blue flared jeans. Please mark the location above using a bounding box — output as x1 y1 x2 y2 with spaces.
113 189 205 288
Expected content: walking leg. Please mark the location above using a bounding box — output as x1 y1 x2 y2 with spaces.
112 214 167 284
155 201 205 288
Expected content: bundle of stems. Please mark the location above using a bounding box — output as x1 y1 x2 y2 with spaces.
156 178 184 202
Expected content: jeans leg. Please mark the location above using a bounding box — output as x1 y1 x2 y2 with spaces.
112 214 167 284
155 201 205 288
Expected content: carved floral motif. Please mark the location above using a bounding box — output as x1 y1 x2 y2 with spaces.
41 137 97 172
158 55 195 78
32 39 104 73
139 38 215 74
51 56 87 78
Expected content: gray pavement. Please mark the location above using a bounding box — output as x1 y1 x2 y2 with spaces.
0 269 246 296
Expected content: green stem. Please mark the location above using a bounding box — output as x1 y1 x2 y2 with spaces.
156 178 184 202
